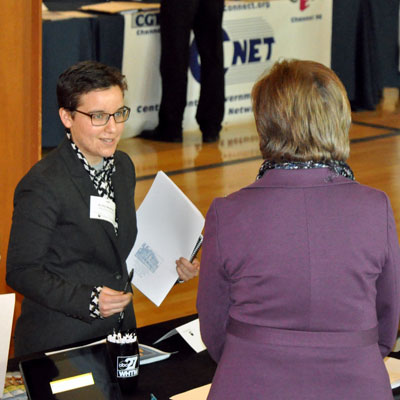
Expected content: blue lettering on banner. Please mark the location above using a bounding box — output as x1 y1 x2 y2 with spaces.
228 106 252 115
136 104 160 113
190 27 275 84
232 38 275 65
225 94 251 102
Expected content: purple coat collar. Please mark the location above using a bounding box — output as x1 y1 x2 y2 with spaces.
247 167 357 189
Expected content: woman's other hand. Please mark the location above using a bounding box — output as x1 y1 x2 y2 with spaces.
176 257 200 282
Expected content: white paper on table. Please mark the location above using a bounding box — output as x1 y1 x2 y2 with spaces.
154 318 206 353
0 293 15 400
126 171 205 306
176 319 206 353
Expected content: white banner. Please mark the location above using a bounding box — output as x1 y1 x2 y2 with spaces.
122 0 333 138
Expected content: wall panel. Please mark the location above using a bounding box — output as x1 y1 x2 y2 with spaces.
0 0 42 356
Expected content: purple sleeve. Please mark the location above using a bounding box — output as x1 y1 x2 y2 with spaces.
376 196 400 357
197 199 231 362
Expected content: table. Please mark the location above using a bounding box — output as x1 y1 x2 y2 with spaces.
7 315 216 400
7 313 400 399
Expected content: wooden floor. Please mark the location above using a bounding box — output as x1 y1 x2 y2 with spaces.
117 102 400 329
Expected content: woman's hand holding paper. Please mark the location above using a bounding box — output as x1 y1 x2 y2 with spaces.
176 257 200 282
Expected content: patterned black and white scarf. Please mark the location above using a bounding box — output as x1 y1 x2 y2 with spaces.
66 132 118 233
66 132 116 200
256 160 355 181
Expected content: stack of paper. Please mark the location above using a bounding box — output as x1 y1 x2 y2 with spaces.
139 344 173 365
127 171 205 306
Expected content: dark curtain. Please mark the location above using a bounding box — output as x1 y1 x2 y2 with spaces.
42 14 124 147
332 0 400 110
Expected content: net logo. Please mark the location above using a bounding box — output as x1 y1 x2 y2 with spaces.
290 0 314 11
189 24 275 85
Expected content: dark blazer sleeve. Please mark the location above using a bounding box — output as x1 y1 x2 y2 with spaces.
376 196 400 357
197 198 230 362
6 172 95 322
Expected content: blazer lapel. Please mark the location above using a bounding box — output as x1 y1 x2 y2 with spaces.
58 137 123 263
112 156 132 257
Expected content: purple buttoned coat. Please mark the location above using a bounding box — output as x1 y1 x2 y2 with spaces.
197 168 400 400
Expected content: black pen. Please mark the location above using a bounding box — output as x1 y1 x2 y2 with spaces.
176 235 203 284
123 269 134 294
118 269 134 330
190 234 203 262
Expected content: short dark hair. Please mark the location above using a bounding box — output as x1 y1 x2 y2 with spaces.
57 60 128 110
251 59 351 162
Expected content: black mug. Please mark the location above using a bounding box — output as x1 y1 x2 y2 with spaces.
106 329 140 394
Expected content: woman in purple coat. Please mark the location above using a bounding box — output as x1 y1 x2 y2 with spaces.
197 59 400 399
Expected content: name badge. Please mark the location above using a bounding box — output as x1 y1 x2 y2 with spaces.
90 195 116 228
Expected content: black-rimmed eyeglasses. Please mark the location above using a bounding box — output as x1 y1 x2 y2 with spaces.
73 106 131 126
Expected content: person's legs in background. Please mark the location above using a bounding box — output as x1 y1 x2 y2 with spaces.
140 0 225 143
194 0 225 142
142 0 198 142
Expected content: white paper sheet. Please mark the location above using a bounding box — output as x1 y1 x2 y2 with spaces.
127 171 204 306
0 293 15 400
153 318 206 353
176 319 206 353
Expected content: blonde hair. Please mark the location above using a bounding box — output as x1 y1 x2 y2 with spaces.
251 59 351 162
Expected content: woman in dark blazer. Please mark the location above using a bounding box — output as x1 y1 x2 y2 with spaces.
7 61 198 356
197 60 400 399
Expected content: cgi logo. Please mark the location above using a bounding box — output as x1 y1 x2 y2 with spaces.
133 12 160 27
189 26 275 84
290 0 312 11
